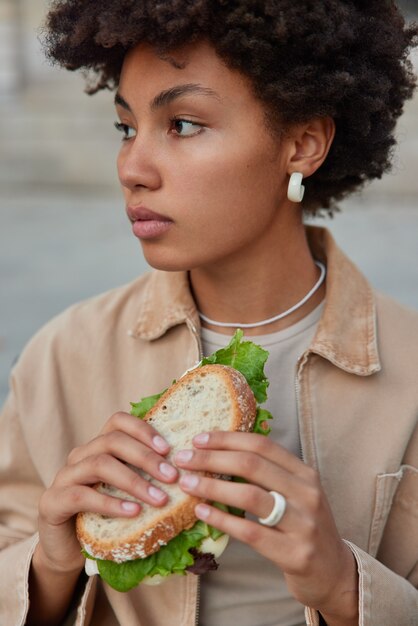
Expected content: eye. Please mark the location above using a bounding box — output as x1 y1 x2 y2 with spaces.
114 121 137 141
170 118 203 138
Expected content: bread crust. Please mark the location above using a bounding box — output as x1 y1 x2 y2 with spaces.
76 364 256 562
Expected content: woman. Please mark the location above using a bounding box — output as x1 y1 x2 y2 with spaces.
1 1 418 625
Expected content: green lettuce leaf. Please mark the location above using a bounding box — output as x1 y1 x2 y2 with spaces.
130 391 166 419
201 329 269 403
254 407 274 436
92 521 212 592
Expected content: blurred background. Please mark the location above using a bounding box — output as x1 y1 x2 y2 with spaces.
1 0 418 405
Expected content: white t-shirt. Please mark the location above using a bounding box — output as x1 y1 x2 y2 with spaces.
199 302 324 626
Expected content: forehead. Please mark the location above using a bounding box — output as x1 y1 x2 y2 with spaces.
119 39 253 102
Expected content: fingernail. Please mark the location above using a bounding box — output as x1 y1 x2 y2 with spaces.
153 435 169 452
121 501 140 513
148 485 166 502
175 450 194 464
194 433 209 445
159 462 177 479
195 503 211 519
180 474 199 489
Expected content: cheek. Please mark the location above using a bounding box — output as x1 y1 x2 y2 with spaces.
180 136 281 200
180 149 282 231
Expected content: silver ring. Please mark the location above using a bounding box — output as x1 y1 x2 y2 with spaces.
258 491 287 527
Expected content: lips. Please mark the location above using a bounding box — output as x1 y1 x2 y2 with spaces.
127 205 173 240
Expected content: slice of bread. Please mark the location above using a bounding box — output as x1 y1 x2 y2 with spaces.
76 364 256 563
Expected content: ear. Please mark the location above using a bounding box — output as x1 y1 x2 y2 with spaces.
286 117 335 178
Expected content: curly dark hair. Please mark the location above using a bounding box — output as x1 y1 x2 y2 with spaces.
43 0 418 213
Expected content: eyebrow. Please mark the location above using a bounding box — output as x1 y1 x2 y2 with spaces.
114 83 221 113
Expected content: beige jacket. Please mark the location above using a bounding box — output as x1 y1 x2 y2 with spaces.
0 227 417 626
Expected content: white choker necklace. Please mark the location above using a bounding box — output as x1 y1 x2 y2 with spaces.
198 261 326 329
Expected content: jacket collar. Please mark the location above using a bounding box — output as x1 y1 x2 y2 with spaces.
132 270 199 340
306 226 380 376
132 226 381 376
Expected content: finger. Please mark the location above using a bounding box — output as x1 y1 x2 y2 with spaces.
100 411 171 455
67 430 178 484
58 454 169 507
179 473 293 529
174 448 303 497
193 502 288 563
193 503 315 577
193 431 305 476
40 484 142 526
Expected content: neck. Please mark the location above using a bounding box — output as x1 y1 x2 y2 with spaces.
189 219 325 337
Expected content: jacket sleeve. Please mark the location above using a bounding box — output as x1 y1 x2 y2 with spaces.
304 540 418 626
0 381 96 626
348 541 418 625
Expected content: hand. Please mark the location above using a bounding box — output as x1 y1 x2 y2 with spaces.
175 431 358 623
36 411 179 575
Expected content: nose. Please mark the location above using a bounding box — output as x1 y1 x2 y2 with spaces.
117 134 162 191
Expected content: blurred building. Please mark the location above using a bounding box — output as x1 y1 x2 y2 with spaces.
0 0 120 194
402 0 418 17
0 1 21 94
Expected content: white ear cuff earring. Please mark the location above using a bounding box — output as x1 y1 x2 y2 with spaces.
287 172 305 203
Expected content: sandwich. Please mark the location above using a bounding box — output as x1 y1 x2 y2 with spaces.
77 330 273 592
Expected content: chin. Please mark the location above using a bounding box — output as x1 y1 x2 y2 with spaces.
141 247 195 273
139 239 230 273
